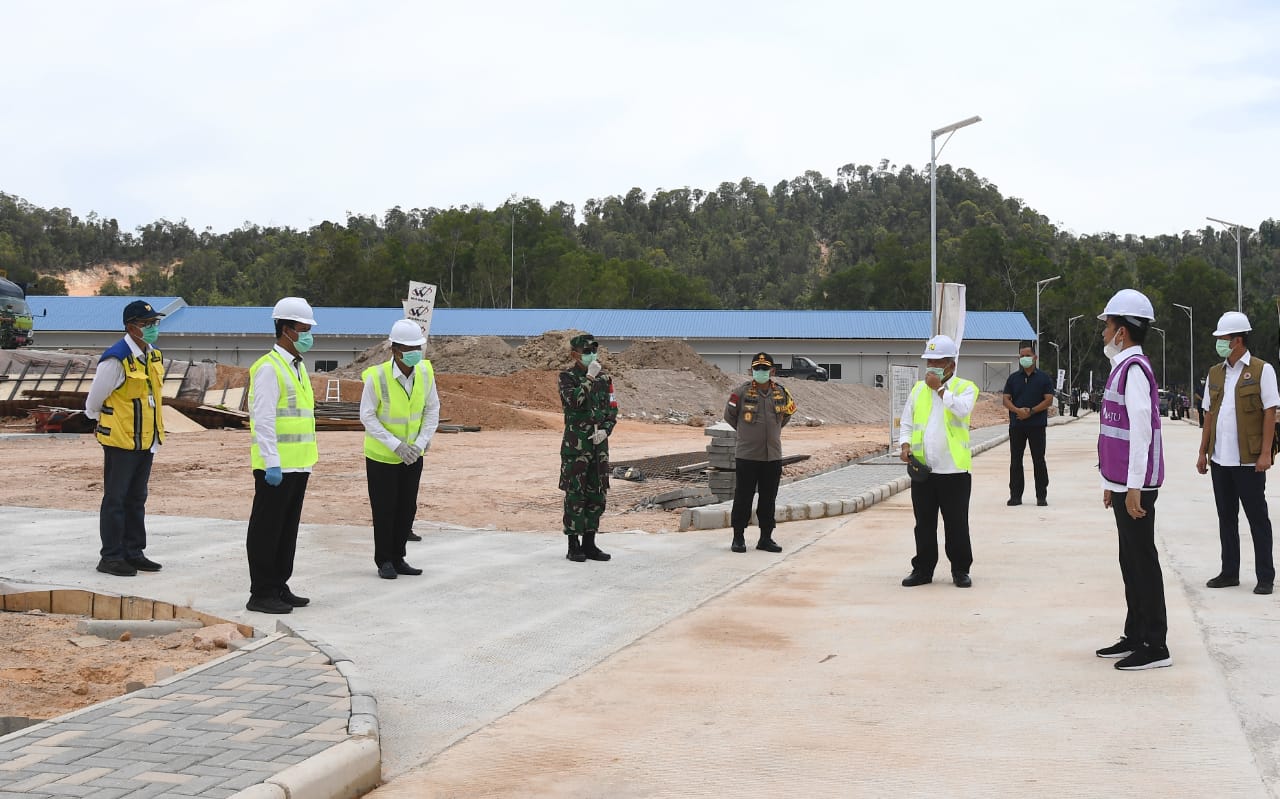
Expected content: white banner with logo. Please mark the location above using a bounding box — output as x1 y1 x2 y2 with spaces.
403 281 437 339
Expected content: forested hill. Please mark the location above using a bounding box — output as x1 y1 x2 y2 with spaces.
1 162 1278 383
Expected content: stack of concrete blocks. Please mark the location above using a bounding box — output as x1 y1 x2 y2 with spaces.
705 421 737 501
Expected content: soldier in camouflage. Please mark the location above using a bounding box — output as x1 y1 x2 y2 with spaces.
559 333 619 562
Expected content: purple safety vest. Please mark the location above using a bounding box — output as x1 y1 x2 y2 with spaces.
1097 353 1164 488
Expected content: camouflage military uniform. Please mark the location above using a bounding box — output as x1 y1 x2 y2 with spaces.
559 355 618 537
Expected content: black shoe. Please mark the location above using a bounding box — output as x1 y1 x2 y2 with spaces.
1206 574 1240 588
245 595 293 614
1115 644 1172 671
406 531 422 542
952 573 972 588
1006 498 1022 506
1036 497 1048 507
96 558 137 577
731 531 746 553
280 588 310 607
378 562 398 579
566 535 587 563
901 570 932 587
1096 637 1135 658
582 532 611 561
1255 582 1274 595
393 559 423 576
756 537 782 553
126 555 162 572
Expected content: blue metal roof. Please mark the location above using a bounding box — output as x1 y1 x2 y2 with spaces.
29 298 1033 341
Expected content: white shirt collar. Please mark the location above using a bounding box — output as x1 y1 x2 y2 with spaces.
1225 350 1252 371
1109 344 1143 366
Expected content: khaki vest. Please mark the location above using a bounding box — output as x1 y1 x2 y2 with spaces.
249 351 317 470
361 359 435 464
1207 355 1271 463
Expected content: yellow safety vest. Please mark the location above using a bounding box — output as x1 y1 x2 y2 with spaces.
95 347 165 451
362 359 435 464
908 377 976 471
249 350 317 470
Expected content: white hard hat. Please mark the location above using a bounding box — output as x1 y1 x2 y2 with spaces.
921 334 959 360
1097 289 1154 322
271 297 317 326
389 319 426 346
1212 311 1252 337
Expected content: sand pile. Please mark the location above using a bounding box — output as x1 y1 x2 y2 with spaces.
516 330 592 371
613 339 735 391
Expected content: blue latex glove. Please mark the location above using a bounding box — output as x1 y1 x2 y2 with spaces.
264 466 283 486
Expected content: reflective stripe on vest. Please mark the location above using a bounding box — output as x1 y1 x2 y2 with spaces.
249 350 317 470
1097 354 1163 487
95 347 165 451
361 359 434 464
908 377 975 471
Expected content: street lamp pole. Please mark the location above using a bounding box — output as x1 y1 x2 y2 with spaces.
1045 341 1060 383
510 209 515 309
1068 314 1083 391
1034 275 1061 355
1157 322 1167 389
1207 216 1245 312
1174 303 1193 399
930 114 982 334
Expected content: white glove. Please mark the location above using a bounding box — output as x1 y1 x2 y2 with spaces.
590 428 608 445
586 360 602 379
394 443 420 465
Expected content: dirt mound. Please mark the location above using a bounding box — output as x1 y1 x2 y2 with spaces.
516 330 589 371
613 340 735 391
336 336 526 380
435 370 562 430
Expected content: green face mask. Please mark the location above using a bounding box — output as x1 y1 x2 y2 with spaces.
293 330 314 354
926 366 946 379
752 369 771 384
401 350 423 367
1019 356 1034 369
581 353 598 367
1215 339 1233 359
140 324 159 345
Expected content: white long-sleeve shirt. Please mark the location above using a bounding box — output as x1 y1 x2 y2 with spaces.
250 345 312 473
1200 350 1280 467
1101 345 1154 492
359 360 441 454
84 335 161 454
898 375 978 474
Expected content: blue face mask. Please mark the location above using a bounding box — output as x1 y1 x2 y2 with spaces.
581 353 598 367
401 350 423 367
752 369 771 384
293 330 314 354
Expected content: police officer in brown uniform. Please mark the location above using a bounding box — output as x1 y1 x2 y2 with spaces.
723 352 796 553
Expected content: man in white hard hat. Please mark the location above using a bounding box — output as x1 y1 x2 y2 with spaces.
898 334 978 588
1094 288 1171 670
1197 310 1278 595
360 319 440 580
244 297 318 615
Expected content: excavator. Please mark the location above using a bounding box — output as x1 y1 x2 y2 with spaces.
0 275 35 348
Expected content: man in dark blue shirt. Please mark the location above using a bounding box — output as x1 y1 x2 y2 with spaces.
1002 344 1056 506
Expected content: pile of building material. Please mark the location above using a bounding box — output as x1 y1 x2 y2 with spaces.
704 422 737 501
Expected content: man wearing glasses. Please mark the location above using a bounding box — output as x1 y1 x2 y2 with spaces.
559 333 618 563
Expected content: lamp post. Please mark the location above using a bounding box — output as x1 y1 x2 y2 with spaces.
1045 341 1060 386
1068 314 1083 391
1207 216 1245 312
930 114 982 334
510 209 516 309
1151 326 1167 389
1034 275 1061 354
1174 303 1193 399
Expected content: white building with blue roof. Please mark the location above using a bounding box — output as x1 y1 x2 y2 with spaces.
27 296 1035 390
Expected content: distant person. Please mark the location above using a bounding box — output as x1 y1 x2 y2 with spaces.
1094 289 1170 670
244 297 318 614
724 352 797 554
360 320 440 580
898 335 978 588
83 300 167 577
1170 393 1181 421
1002 344 1055 506
1081 390 1091 412
1070 388 1080 418
1193 390 1203 427
559 333 618 562
1057 389 1067 417
1197 312 1277 595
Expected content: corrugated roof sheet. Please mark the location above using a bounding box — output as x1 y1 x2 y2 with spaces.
29 297 1033 341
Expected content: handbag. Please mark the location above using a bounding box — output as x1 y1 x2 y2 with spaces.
907 453 931 483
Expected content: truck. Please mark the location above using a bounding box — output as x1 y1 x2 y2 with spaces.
0 276 34 349
773 356 829 381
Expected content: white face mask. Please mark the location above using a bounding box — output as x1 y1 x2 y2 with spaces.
1103 333 1124 361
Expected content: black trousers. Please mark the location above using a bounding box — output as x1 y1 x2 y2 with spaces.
100 446 154 561
1112 489 1167 648
246 470 309 599
366 457 424 566
1008 425 1049 501
909 472 973 574
1210 462 1275 582
731 458 783 536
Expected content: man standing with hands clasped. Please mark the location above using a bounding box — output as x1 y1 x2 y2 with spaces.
1197 311 1278 595
898 335 978 588
244 298 319 615
724 352 796 554
361 320 440 580
1094 289 1171 670
1003 343 1056 506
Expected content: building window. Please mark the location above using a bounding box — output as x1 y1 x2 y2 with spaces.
818 363 842 380
313 360 338 373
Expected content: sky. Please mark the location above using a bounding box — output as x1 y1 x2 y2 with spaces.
3 0 1277 238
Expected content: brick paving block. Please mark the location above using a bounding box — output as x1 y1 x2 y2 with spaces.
82 788 130 799
121 596 154 620
3 591 52 613
51 590 95 616
807 501 826 519
91 593 122 620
